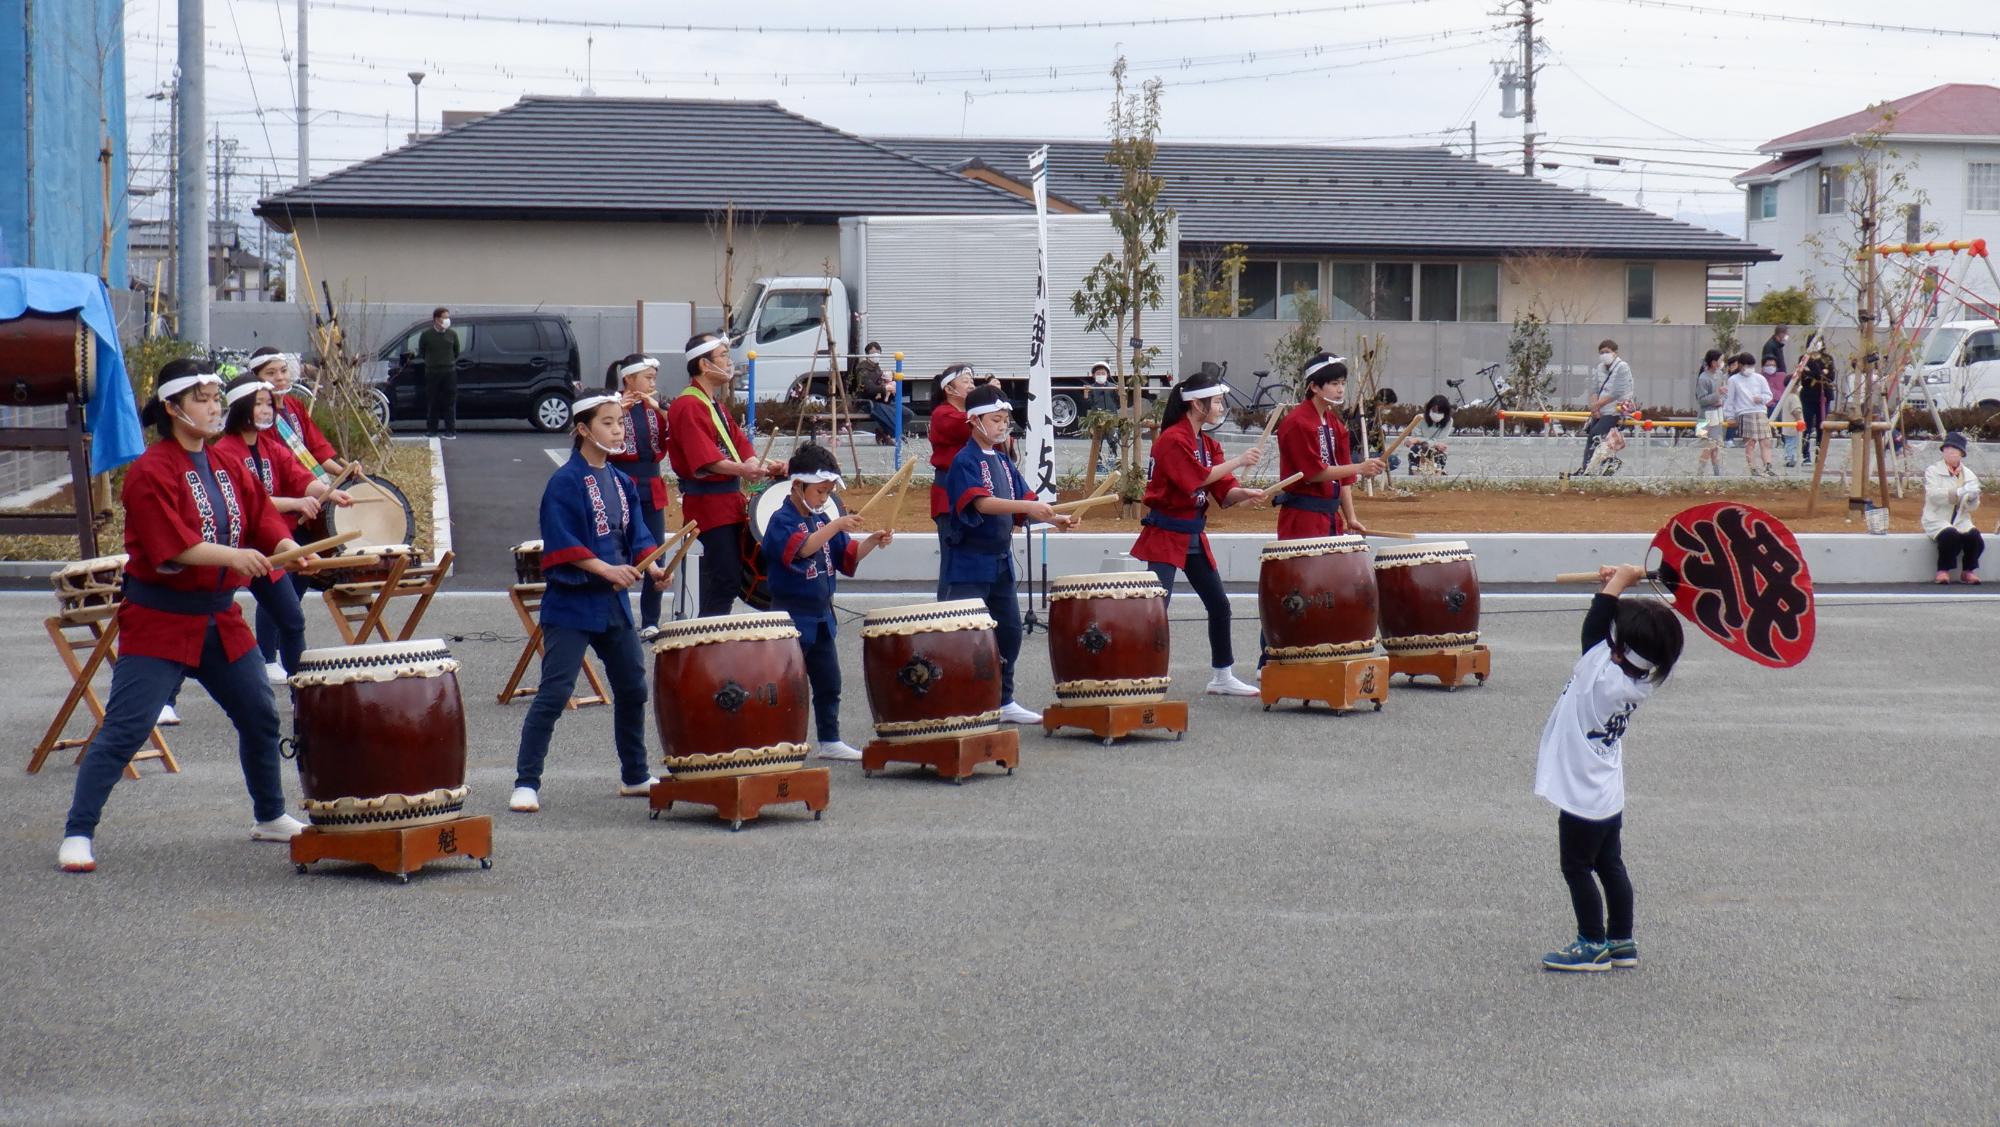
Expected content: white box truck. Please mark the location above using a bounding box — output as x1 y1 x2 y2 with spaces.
727 213 1179 432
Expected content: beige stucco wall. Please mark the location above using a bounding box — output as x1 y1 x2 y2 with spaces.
1498 257 1708 325
290 217 840 307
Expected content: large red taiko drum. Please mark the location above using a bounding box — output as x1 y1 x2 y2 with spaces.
1258 535 1378 663
651 612 810 778
289 640 468 832
0 312 96 407
860 600 1003 743
1047 572 1171 705
1372 540 1482 655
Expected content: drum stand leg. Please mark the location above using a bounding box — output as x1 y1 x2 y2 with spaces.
32 616 176 778
497 585 608 709
1040 700 1190 747
1387 645 1491 691
291 815 493 883
647 768 830 831
861 729 1019 783
1258 656 1390 715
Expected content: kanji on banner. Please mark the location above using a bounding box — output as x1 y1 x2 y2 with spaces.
1651 502 1816 668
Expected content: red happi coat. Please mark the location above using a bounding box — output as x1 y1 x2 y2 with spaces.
927 401 972 519
1275 400 1352 540
1131 418 1238 570
274 392 338 465
666 386 754 531
213 431 317 503
117 439 293 665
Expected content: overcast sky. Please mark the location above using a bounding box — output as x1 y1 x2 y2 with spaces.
122 0 2000 241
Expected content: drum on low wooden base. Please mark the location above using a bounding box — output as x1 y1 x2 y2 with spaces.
1258 655 1389 714
291 815 492 883
1040 700 1190 747
1047 572 1171 707
289 640 468 832
648 767 829 832
862 728 1019 784
1373 540 1482 656
651 612 810 779
1258 535 1377 664
860 600 1003 744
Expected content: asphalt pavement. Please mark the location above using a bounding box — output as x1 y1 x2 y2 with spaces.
2 590 1996 1124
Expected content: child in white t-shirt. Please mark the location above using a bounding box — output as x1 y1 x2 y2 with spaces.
1533 563 1685 972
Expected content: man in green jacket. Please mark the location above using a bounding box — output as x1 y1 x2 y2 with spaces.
418 306 461 439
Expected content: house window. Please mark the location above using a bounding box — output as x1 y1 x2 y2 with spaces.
1418 263 1460 322
1625 264 1655 322
1237 261 1279 319
1373 263 1414 321
1277 262 1320 319
1461 262 1500 322
1329 263 1371 320
1747 183 1777 221
1968 164 2000 212
1816 168 1847 215
1905 204 1923 243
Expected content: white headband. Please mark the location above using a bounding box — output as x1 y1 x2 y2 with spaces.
1609 623 1654 671
1181 383 1228 401
225 380 274 407
789 470 844 486
685 337 726 362
619 358 661 380
1302 356 1348 382
571 393 621 416
966 399 1009 418
156 372 222 400
249 353 292 373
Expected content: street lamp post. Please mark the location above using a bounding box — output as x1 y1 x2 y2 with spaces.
408 71 425 136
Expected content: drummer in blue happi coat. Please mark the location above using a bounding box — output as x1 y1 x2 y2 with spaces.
509 394 669 814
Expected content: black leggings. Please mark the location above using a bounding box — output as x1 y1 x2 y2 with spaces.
1148 549 1233 668
1936 527 1985 573
1558 810 1633 943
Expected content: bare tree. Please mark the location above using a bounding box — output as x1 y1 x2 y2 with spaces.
1502 248 1601 324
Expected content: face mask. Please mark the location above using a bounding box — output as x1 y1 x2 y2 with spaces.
174 407 223 437
439 318 451 330
1764 366 1777 375
1600 353 1614 363
1428 411 1445 423
254 409 276 431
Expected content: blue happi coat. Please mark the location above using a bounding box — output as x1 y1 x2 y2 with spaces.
538 451 657 632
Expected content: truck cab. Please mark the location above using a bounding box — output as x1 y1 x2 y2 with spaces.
1906 318 2000 410
728 277 852 403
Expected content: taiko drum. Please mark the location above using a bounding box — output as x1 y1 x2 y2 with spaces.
651 612 810 778
0 312 96 407
1257 535 1378 663
1372 540 1482 655
1046 572 1171 705
860 600 1003 743
289 640 468 832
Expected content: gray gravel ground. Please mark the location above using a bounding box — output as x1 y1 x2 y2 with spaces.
2 590 1996 1126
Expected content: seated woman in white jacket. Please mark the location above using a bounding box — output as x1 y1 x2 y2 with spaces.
1922 432 1982 585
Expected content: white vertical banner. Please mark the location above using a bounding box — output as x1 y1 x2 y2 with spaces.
1024 145 1057 498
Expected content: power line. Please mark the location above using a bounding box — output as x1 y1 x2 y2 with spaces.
970 36 1498 98
306 0 1449 35
1588 0 2000 41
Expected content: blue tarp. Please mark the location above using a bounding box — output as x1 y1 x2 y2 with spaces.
0 268 146 473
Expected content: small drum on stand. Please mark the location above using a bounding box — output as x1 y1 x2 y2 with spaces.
0 312 97 406
1258 535 1377 664
1373 540 1482 655
860 600 1003 744
50 554 128 625
1372 540 1490 688
288 640 468 832
1046 572 1171 706
301 473 419 590
651 612 810 779
511 539 545 586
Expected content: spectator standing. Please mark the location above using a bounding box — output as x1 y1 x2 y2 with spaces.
418 307 461 439
1796 343 1835 465
1693 349 1725 478
1761 356 1788 413
1724 351 1775 476
1760 325 1790 375
1774 377 1803 468
1579 340 1633 475
1922 432 1982 584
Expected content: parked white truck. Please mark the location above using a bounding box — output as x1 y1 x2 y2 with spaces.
726 213 1180 431
1904 318 2000 410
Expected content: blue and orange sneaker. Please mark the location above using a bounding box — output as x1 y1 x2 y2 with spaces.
1542 937 1612 972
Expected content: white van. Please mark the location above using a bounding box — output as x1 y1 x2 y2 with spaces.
1906 319 2000 409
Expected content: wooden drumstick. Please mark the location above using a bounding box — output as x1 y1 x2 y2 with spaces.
852 458 917 523
1355 528 1418 540
1049 493 1123 516
1377 416 1423 460
297 552 384 574
1253 397 1289 451
1087 469 1122 498
636 522 698 572
267 531 360 569
657 527 700 579
1268 471 1305 494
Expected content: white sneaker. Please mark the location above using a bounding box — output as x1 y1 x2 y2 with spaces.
250 813 307 842
265 661 289 685
997 701 1043 725
509 786 541 812
814 740 863 761
638 625 660 642
616 777 659 797
58 835 96 873
1206 669 1260 697
157 704 181 726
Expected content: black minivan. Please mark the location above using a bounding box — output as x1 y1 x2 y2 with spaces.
367 313 582 431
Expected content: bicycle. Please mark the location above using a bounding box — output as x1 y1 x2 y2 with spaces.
1444 363 1513 410
1206 361 1291 432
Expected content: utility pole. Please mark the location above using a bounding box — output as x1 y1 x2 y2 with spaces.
1519 0 1539 177
175 0 208 345
296 0 309 186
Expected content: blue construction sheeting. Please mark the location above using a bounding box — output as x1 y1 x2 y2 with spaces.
0 0 128 284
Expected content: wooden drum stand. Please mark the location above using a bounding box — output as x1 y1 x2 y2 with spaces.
291 815 493 884
1386 644 1491 691
1042 700 1190 747
1259 654 1390 714
863 727 1019 784
649 768 830 832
